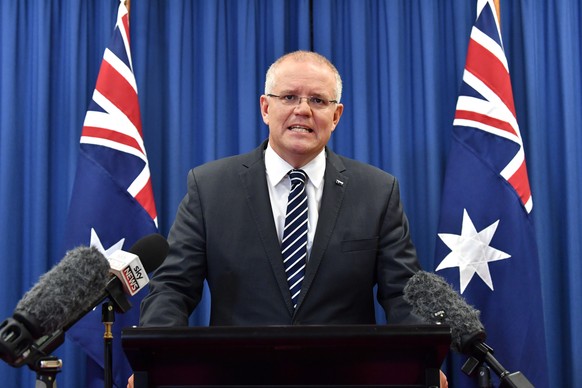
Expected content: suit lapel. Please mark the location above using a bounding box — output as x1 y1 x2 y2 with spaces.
295 149 347 310
238 141 295 314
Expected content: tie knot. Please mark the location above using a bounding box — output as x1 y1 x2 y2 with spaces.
289 169 307 185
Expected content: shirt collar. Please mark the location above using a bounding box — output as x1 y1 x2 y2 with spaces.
265 143 326 189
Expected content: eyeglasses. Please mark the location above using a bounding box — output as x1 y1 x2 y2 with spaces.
266 94 338 110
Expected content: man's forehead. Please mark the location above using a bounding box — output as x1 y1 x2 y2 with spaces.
273 61 335 92
277 57 329 72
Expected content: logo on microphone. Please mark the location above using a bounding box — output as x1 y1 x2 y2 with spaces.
122 266 141 293
107 250 149 296
133 265 144 280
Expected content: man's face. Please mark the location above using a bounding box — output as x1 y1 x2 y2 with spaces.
260 58 343 168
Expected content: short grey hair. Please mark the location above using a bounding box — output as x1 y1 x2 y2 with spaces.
264 51 343 102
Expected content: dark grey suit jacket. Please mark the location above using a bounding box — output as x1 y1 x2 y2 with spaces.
140 140 422 326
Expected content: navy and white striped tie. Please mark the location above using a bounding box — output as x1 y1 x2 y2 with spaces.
281 169 308 309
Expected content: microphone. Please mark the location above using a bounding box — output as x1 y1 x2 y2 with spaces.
108 250 149 296
0 246 110 366
403 271 534 388
17 233 167 335
403 270 485 353
0 233 168 367
13 247 111 338
107 233 168 297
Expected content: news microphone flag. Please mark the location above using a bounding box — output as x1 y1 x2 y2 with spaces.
63 1 158 387
108 249 149 296
434 0 548 386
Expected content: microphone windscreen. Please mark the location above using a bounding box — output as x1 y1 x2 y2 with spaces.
13 246 110 337
403 270 485 353
128 233 168 273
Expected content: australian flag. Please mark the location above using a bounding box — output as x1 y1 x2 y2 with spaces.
434 0 548 386
63 1 158 387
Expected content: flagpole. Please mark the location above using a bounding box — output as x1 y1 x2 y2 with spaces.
493 0 501 25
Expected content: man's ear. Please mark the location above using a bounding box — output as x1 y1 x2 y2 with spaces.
260 95 270 125
332 103 344 128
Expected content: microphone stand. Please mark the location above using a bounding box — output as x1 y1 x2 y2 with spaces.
102 302 114 388
461 342 534 388
100 277 132 388
21 330 66 388
34 355 62 388
477 364 493 388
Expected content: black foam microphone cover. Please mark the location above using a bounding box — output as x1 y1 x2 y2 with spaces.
13 246 111 338
403 270 486 353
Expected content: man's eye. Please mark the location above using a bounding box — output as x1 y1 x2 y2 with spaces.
310 97 325 105
282 95 298 102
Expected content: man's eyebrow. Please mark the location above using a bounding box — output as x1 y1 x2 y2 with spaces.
278 90 328 98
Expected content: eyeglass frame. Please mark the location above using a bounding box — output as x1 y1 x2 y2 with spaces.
266 94 339 109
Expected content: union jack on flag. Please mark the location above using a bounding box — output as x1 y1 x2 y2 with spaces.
451 0 532 214
434 0 548 386
64 1 158 387
80 1 157 225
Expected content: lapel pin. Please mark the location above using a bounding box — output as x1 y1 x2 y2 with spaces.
335 179 344 186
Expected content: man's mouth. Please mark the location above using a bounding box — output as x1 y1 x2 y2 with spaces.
288 125 312 133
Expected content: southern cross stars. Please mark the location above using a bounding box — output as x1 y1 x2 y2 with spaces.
436 209 510 293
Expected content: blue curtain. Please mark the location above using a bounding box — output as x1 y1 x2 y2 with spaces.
1 0 580 386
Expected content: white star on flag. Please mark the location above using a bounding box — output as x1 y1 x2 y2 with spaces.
89 227 125 258
436 209 511 293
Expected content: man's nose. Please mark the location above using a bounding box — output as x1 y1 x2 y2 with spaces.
294 97 313 114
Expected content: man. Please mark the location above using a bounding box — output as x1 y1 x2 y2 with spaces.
130 51 447 386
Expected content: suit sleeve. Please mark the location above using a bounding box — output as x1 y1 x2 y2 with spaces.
375 178 424 324
139 169 207 326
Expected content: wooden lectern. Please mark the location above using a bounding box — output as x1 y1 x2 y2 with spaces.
122 324 450 388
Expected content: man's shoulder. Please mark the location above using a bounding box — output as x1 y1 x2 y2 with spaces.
330 151 396 181
192 143 264 174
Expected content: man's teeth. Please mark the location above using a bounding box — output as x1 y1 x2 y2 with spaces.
289 126 311 132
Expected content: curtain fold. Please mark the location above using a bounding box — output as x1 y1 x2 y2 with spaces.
516 1 582 383
131 0 311 234
311 0 475 265
1 1 116 386
1 1 580 386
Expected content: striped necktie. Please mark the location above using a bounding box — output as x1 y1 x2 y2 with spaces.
281 169 308 308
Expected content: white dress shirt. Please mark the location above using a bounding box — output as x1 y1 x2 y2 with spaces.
265 144 326 259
